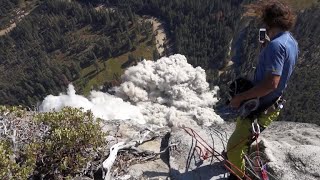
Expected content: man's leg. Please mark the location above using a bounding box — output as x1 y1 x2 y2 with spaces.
226 109 281 178
226 117 252 178
258 109 280 128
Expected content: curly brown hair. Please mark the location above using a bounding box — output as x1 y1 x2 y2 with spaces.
244 0 296 30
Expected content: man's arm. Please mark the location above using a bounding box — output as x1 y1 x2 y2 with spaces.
230 41 285 108
229 74 281 108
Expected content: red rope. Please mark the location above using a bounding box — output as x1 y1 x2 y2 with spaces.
183 126 271 180
254 134 270 180
183 127 253 180
256 135 260 164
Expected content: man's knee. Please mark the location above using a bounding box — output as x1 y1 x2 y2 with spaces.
227 147 247 177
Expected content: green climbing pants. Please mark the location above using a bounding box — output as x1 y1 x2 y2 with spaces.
226 109 280 177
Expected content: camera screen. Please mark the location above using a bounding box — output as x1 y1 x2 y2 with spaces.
260 30 266 41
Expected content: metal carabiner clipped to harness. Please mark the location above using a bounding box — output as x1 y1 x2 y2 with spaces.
252 119 261 135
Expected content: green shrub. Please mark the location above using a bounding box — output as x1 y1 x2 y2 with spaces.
0 140 38 179
0 106 106 179
34 107 105 178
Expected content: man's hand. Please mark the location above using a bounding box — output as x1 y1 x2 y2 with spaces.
229 95 244 109
229 74 280 109
261 34 271 48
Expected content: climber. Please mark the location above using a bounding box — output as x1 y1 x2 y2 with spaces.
226 0 298 179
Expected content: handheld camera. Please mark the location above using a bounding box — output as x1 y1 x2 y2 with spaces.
259 28 266 43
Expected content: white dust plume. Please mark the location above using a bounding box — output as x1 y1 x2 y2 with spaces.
39 85 146 124
39 54 223 126
114 54 223 126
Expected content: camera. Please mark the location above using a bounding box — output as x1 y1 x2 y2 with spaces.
259 28 266 43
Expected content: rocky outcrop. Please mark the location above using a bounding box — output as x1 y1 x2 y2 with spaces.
100 119 231 180
100 120 320 180
100 120 171 179
260 122 320 180
168 125 229 180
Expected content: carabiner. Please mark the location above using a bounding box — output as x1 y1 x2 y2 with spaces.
252 119 261 135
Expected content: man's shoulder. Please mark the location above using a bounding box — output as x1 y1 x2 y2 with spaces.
266 40 285 53
268 40 282 47
271 32 297 48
